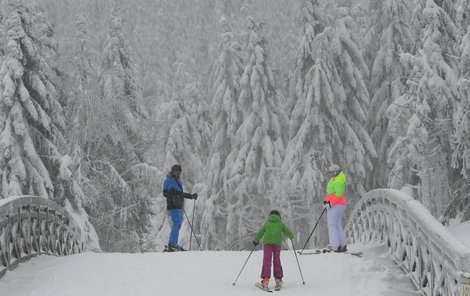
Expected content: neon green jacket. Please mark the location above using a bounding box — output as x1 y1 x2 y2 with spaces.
324 171 347 205
254 214 294 246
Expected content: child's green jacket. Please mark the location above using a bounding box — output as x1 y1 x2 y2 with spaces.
254 214 294 246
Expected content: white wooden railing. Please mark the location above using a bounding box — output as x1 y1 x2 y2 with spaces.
0 195 84 279
345 189 470 296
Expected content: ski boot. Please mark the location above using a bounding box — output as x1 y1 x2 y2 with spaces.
164 244 177 252
334 245 347 253
274 278 283 291
257 277 270 291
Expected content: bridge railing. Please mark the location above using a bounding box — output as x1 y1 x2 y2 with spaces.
345 189 470 296
0 195 84 279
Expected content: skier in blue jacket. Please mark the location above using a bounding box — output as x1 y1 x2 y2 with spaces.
163 164 197 252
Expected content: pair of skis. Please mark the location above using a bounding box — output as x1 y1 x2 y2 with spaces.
298 248 363 257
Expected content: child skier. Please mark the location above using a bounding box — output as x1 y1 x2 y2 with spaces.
253 210 294 291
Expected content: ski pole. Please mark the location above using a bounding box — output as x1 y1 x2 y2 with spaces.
189 199 196 250
232 244 256 286
299 207 326 254
290 238 306 285
182 207 203 251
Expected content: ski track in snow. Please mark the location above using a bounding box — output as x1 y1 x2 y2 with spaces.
0 243 418 296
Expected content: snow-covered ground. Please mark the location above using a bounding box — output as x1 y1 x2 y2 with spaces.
0 243 417 296
1 222 469 296
1 220 469 296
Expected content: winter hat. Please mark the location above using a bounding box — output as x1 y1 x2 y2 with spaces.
171 164 182 174
270 210 281 217
327 164 340 173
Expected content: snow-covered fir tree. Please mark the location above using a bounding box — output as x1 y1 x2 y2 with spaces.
0 0 98 249
202 16 288 250
277 0 333 249
454 25 470 180
442 25 470 222
287 3 377 226
386 53 422 190
201 16 244 249
245 0 302 99
408 0 459 218
65 13 97 151
364 0 413 188
286 0 331 115
80 7 155 252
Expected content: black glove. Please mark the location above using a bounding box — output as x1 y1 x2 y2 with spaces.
253 240 259 246
191 193 198 200
323 200 331 209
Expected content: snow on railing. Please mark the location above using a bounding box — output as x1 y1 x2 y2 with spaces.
345 189 470 296
0 195 84 279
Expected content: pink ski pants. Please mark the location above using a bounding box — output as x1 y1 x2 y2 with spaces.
261 244 283 279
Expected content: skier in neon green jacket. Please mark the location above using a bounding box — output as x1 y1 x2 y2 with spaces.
323 164 347 252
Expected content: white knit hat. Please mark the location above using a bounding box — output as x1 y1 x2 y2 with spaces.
327 164 340 173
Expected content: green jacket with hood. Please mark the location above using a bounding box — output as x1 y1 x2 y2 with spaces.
254 214 294 246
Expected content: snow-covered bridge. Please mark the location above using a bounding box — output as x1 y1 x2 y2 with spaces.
0 196 84 279
0 190 469 296
345 189 470 296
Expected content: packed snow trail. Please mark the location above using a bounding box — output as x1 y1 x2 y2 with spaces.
0 244 416 296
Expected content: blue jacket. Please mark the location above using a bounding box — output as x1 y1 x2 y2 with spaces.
163 172 183 192
163 172 191 209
